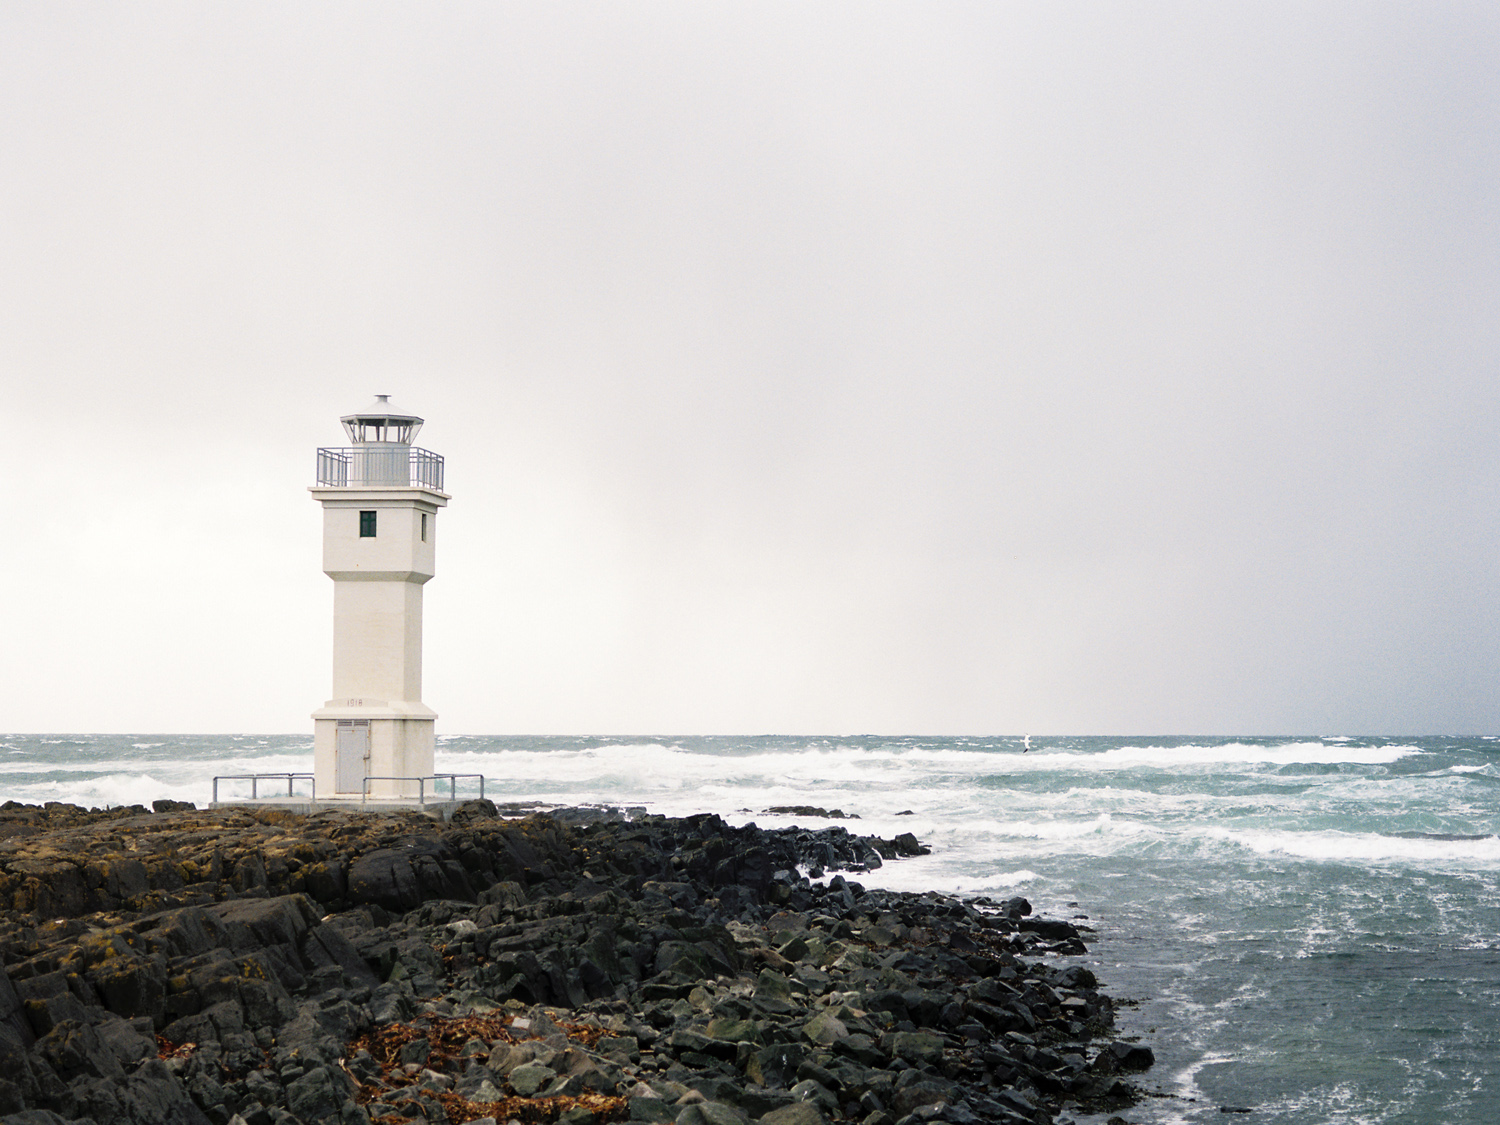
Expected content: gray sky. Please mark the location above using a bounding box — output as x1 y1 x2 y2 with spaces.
3 2 1497 735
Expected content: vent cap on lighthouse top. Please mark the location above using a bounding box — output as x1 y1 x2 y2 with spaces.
341 394 424 444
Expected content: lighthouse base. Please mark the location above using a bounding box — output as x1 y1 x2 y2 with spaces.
313 703 436 800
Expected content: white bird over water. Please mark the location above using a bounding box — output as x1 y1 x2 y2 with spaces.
1023 735 1031 752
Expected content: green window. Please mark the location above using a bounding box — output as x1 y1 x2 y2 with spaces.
359 510 377 537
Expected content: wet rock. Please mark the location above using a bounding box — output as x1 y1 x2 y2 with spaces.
1104 1041 1156 1072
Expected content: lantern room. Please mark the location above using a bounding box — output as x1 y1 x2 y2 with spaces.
341 394 424 445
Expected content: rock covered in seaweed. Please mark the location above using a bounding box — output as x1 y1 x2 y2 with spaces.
0 800 1150 1125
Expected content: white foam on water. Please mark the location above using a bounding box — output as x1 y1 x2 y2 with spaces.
3 772 205 810
1106 742 1417 768
1253 1083 1390 1125
1168 1050 1236 1109
920 812 1164 843
0 750 310 776
854 855 1043 898
1201 826 1500 868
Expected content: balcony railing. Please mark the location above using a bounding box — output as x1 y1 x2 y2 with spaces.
317 446 444 489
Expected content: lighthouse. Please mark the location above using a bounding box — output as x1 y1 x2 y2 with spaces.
310 396 448 800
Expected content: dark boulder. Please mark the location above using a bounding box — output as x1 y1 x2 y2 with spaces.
91 957 167 1025
208 896 320 953
284 1065 357 1123
0 972 32 1048
298 924 380 990
347 840 474 912
114 1058 213 1125
1104 1041 1156 1072
32 1021 124 1082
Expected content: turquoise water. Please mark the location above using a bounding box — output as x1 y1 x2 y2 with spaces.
1 733 1496 1123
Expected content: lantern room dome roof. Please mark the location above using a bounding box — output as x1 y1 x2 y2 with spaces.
340 394 424 444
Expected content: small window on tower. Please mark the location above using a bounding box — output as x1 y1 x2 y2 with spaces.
421 513 428 541
359 510 377 537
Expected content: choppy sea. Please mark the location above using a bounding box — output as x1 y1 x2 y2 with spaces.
1 733 1496 1124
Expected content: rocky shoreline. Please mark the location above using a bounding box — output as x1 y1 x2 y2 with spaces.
0 800 1154 1125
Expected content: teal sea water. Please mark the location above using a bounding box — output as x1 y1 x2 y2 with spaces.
1 733 1496 1124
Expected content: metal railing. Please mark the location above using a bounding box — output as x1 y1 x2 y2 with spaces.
361 774 486 804
209 772 485 806
212 773 316 803
316 446 445 490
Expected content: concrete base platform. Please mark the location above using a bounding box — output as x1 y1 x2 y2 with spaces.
209 797 474 821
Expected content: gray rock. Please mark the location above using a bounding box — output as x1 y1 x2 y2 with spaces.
471 1078 504 1101
800 1012 847 1046
1107 1041 1156 1072
794 1060 841 1093
675 1103 749 1125
285 1065 352 1123
17 981 91 1037
69 1074 127 1125
629 1097 676 1123
887 1030 944 1066
0 971 31 1048
599 1033 640 1063
655 941 713 978
114 1057 214 1125
208 895 320 952
891 1081 952 1118
745 1042 808 1090
300 923 381 989
396 1037 430 1066
489 1039 555 1076
33 1021 124 1081
347 842 474 912
788 1080 839 1114
508 1062 557 1097
707 1017 760 1044
368 981 414 1024
759 1103 828 1125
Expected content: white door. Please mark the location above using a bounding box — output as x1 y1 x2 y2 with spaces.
335 721 369 794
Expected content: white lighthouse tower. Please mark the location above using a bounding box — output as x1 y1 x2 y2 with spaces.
310 396 449 800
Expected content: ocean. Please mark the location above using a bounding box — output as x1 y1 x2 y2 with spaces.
1 733 1495 1124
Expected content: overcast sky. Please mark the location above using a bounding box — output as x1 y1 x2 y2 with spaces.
3 2 1497 735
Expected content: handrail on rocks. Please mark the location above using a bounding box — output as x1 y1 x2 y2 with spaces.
361 774 486 804
212 773 316 804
